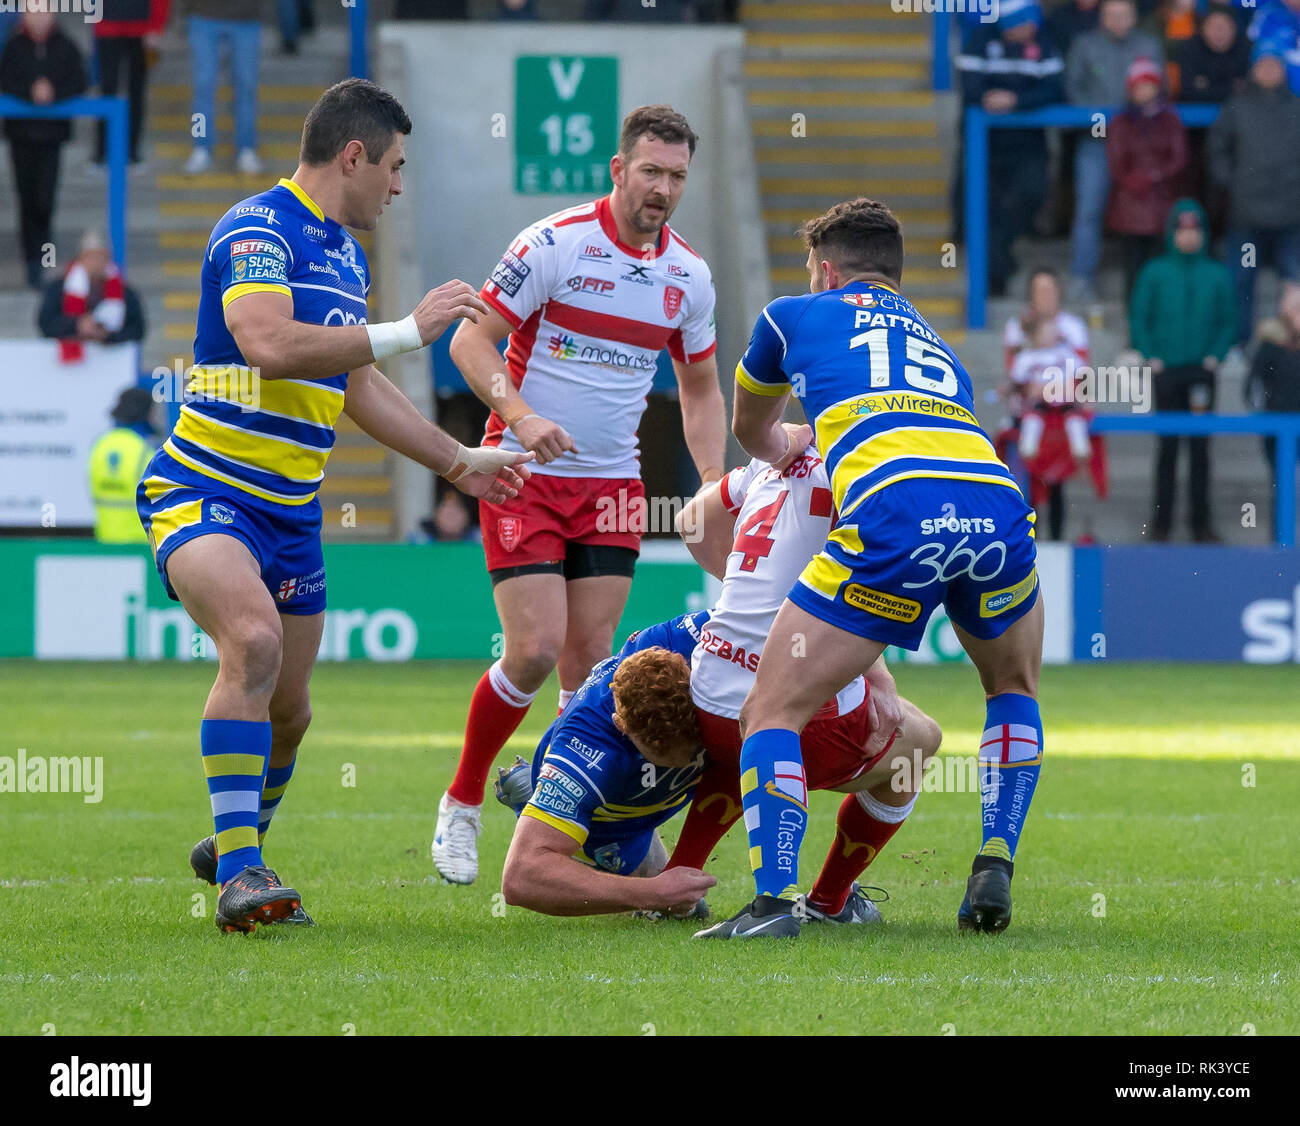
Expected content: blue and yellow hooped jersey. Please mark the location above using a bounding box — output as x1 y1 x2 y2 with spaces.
521 612 709 852
736 282 1018 521
160 178 370 507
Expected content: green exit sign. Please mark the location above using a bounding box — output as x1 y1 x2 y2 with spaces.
515 55 619 196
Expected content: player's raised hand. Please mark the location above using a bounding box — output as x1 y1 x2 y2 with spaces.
650 866 717 916
444 446 535 504
510 413 579 466
412 280 492 345
772 422 814 472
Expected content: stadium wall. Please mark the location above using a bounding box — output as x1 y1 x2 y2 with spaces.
12 541 1300 664
372 22 767 537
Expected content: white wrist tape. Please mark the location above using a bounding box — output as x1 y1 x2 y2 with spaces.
366 314 424 362
444 443 518 484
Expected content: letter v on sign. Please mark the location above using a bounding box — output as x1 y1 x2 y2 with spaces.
548 58 585 102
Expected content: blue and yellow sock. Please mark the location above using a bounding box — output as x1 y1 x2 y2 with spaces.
258 759 296 847
739 728 808 900
976 693 1043 863
201 719 271 886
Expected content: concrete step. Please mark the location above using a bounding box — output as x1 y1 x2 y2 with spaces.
750 119 938 139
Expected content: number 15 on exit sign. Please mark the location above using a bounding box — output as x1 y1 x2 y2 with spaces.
515 56 619 196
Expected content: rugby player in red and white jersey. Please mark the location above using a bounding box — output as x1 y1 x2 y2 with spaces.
432 105 727 883
669 430 944 927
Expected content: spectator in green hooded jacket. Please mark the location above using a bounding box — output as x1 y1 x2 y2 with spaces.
1130 198 1236 541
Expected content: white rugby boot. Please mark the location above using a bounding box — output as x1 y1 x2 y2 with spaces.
432 791 482 884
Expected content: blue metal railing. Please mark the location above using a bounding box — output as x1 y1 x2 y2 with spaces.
932 8 951 92
350 0 370 80
963 103 1221 329
0 95 129 271
1090 412 1300 547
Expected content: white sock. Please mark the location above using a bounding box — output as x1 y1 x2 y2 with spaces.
558 689 575 714
856 789 917 824
487 659 537 709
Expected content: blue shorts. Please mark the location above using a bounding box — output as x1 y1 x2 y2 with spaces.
136 448 327 615
790 478 1038 650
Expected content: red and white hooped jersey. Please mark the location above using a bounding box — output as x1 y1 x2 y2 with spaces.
690 450 867 720
477 195 716 479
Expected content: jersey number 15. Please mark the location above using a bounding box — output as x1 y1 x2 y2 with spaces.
851 327 958 397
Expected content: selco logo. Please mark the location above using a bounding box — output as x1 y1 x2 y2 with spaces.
566 275 615 297
985 591 1015 613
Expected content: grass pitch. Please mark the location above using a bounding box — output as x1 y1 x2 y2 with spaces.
1 660 1296 1036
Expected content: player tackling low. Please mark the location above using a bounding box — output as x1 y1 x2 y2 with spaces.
136 80 532 932
432 105 727 884
699 198 1045 939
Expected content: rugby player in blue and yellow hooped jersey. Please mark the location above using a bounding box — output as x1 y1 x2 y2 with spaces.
697 198 1044 940
136 79 533 933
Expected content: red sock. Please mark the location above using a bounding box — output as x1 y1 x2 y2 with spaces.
666 752 743 870
808 791 915 915
447 661 536 806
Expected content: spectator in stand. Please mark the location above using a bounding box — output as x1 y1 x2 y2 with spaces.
1011 316 1096 540
277 1 315 56
1047 0 1101 55
1209 40 1300 345
180 0 264 176
93 1 170 170
1174 5 1250 236
1131 200 1236 542
38 230 146 363
957 0 1065 297
412 490 483 545
0 12 87 291
1106 57 1186 301
1066 0 1164 303
1245 283 1300 535
1248 0 1300 94
88 387 157 545
1174 3 1251 101
1004 266 1091 377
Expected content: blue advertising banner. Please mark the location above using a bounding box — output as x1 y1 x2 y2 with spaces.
1075 546 1300 663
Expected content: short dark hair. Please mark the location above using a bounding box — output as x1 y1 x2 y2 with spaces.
301 79 412 167
618 104 698 160
800 198 904 284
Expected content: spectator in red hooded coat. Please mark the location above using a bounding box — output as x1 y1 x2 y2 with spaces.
1106 56 1187 302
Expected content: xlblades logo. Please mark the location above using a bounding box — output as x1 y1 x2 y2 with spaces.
50 1057 151 1106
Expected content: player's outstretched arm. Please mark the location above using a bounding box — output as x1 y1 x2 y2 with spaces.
449 308 578 466
224 280 489 382
343 364 533 503
675 479 734 580
502 816 714 917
